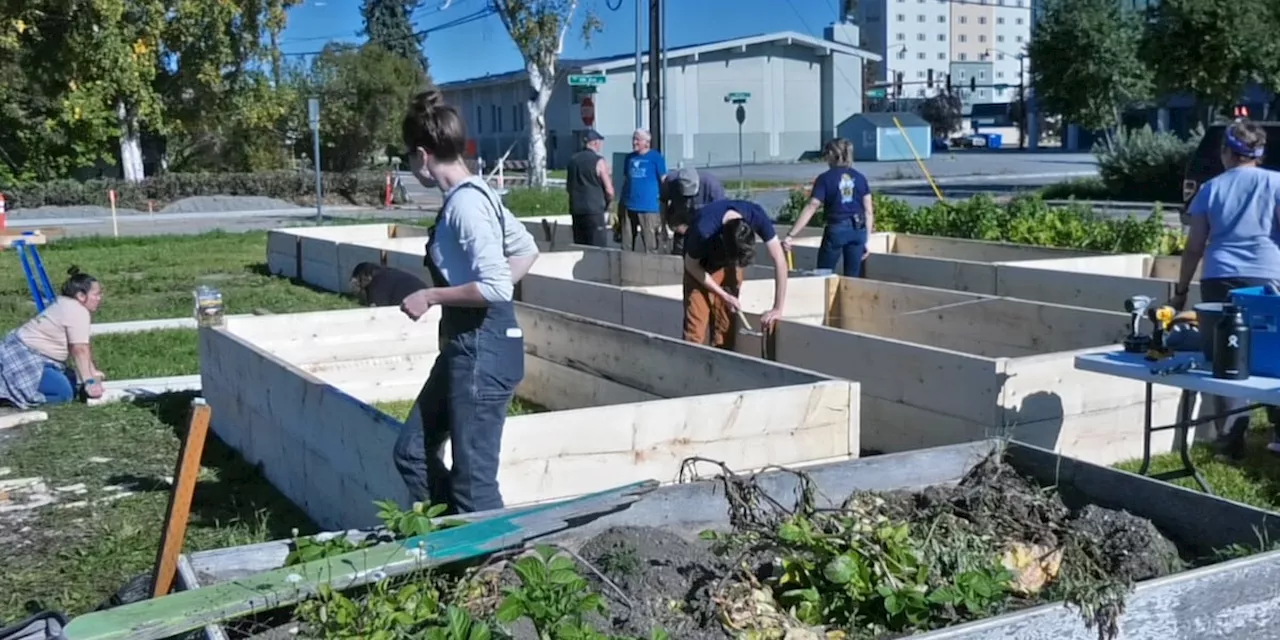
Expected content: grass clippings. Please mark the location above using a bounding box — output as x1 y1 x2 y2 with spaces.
373 397 547 422
0 392 315 622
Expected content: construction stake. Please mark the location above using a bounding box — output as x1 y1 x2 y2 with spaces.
150 398 212 598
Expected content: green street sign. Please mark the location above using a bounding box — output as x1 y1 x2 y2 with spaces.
866 88 886 98
568 74 607 87
725 92 751 102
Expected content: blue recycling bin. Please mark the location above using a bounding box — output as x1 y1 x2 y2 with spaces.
986 134 1004 149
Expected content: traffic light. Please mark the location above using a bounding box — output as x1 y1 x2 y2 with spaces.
927 69 934 89
895 71 904 97
970 76 977 92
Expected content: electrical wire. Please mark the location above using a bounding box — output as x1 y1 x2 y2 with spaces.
281 6 495 57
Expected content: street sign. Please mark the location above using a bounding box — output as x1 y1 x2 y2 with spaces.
568 74 607 87
307 97 320 132
735 104 746 125
580 96 595 128
865 88 886 98
725 92 751 104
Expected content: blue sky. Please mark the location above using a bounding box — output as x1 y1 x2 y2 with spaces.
279 0 845 84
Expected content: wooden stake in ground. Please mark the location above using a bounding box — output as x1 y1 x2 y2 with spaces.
150 398 212 599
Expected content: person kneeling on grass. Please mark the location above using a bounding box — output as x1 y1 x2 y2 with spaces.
0 267 106 408
682 199 789 349
349 262 430 307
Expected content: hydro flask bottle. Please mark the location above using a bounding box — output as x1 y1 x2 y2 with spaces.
1213 304 1251 380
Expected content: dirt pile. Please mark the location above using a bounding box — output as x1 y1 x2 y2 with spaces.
568 454 1185 640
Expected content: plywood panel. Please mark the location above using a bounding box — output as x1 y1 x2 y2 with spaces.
1000 254 1150 278
864 254 997 294
829 278 989 329
956 299 1129 354
1151 255 1200 281
517 303 830 398
299 237 343 293
520 356 660 409
266 231 300 279
519 273 625 325
861 395 990 453
530 249 616 284
772 319 1002 426
619 290 684 337
995 265 1170 312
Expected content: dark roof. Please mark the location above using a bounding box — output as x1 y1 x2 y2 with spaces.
854 112 930 129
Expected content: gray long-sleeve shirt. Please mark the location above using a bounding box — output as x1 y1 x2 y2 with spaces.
427 177 539 303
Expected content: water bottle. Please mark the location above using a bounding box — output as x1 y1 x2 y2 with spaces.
1213 304 1251 380
193 285 225 328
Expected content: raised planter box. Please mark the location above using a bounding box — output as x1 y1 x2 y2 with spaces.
180 440 1280 640
266 224 432 292
198 304 860 530
611 276 1181 464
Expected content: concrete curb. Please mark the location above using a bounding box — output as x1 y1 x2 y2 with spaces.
89 375 203 406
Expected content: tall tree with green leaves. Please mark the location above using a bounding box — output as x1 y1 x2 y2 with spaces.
361 0 429 73
487 0 602 188
1027 0 1150 143
1142 0 1275 125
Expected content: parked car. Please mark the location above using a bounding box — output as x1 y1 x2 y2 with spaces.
1181 121 1280 223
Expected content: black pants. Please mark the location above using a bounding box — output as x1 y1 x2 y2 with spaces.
570 212 610 247
1201 276 1280 449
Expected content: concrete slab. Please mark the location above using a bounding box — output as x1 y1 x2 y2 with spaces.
198 305 861 530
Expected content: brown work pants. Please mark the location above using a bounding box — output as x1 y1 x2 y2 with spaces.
683 266 743 349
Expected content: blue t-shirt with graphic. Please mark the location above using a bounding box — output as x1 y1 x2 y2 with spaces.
623 150 668 213
811 167 871 226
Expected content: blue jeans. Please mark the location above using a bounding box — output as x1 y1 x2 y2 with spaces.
39 364 76 405
817 220 868 278
392 303 525 513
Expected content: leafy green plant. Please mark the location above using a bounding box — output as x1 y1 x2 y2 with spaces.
375 499 451 538
1094 125 1202 203
501 186 569 217
296 578 493 639
496 546 606 638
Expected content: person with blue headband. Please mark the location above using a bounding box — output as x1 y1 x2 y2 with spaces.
1172 120 1280 461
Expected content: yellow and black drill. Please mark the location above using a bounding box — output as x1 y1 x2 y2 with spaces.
1122 295 1180 361
1145 305 1176 361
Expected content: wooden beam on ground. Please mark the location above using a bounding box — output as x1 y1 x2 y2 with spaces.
60 480 658 640
151 399 212 598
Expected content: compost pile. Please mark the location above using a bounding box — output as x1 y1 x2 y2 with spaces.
565 454 1184 640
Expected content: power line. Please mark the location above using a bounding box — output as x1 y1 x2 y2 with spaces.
281 6 495 57
277 0 480 46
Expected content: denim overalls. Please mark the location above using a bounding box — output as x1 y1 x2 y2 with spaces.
392 183 525 514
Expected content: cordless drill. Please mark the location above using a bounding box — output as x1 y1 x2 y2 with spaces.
1145 305 1177 362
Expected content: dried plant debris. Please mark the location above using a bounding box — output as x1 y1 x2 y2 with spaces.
567 454 1185 640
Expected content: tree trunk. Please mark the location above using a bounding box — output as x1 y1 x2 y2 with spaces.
116 99 145 182
524 62 554 189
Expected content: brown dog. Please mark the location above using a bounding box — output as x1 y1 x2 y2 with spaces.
349 262 429 307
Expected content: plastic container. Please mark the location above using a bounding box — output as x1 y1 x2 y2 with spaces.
1229 286 1280 377
986 133 1004 149
193 285 225 328
1194 302 1226 362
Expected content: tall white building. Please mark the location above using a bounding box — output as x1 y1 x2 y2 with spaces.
856 0 1032 104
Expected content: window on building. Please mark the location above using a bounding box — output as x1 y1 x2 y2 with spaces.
959 15 967 23
1016 35 1024 43
917 32 925 40
937 14 944 22
979 70 986 79
996 16 1005 24
897 50 907 59
997 35 1005 42
475 106 482 133
897 13 904 20
959 52 968 61
1016 17 1024 24
918 88 926 97
937 52 946 59
996 71 1005 78
917 51 926 59
997 53 1005 60
916 70 924 78
958 34 967 42
958 70 967 78
979 35 986 42
979 16 987 24
997 0 1004 4
917 14 924 21
896 32 905 40
937 33 945 41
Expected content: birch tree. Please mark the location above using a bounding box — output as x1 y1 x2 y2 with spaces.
490 0 602 188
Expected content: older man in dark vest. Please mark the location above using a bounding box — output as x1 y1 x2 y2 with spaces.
564 130 615 247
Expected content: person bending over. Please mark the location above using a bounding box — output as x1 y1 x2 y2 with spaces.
662 166 726 256
682 199 789 348
1170 120 1280 461
0 267 106 408
349 262 430 307
783 138 874 277
392 89 540 514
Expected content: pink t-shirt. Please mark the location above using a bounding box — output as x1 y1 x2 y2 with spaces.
16 297 92 363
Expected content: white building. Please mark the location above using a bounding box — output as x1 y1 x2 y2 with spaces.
856 0 1032 104
438 27 879 169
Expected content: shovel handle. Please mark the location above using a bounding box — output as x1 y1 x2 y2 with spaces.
736 309 754 332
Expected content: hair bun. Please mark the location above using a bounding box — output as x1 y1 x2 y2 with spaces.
410 90 444 113
67 265 81 276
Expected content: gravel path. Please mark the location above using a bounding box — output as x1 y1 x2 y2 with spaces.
8 195 305 219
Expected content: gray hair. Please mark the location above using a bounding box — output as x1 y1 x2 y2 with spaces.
632 129 651 141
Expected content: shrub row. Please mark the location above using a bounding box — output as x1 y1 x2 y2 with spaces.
776 188 1183 255
4 171 391 210
1039 126 1202 203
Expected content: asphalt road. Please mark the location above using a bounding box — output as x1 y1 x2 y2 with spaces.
8 206 421 238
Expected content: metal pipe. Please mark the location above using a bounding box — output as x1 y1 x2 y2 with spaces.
634 0 643 128
661 0 669 157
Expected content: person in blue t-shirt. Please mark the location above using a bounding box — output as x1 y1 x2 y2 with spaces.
781 138 873 277
1170 120 1280 461
682 199 789 348
621 129 668 253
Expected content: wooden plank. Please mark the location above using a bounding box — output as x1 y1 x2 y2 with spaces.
521 356 660 410
519 273 625 325
890 234 1096 262
954 298 1129 355
994 265 1169 312
998 254 1150 278
828 277 988 330
864 253 998 294
61 481 658 640
152 399 213 598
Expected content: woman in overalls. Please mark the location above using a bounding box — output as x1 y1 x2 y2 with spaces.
392 90 540 514
781 138 874 277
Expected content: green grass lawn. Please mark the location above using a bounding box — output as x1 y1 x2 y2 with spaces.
0 392 316 621
373 397 546 421
1114 416 1280 512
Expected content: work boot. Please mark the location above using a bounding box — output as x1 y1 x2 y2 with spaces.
1213 433 1246 462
